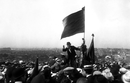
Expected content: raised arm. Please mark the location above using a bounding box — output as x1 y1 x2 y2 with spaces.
73 46 80 50
62 45 67 51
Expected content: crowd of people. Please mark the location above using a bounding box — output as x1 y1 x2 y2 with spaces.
0 40 130 83
0 56 130 83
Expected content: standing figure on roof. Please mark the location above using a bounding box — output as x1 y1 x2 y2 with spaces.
80 38 87 68
63 42 80 68
81 38 87 56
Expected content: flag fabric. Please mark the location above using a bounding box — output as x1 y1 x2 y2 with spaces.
31 57 39 77
87 35 95 64
61 7 85 39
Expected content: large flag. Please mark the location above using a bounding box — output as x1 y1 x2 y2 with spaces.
87 34 95 64
61 7 85 39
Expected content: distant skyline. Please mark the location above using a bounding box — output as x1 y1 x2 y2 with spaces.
0 0 130 48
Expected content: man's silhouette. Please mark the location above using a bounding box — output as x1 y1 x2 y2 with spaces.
63 42 80 67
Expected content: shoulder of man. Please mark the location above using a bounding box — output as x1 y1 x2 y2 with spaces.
71 46 76 48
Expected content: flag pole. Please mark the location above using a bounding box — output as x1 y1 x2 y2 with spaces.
92 34 94 39
92 34 95 64
83 7 85 40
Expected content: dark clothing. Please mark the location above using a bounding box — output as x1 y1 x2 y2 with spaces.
110 64 120 78
63 46 80 67
81 44 87 56
80 44 87 67
31 73 45 83
63 46 79 59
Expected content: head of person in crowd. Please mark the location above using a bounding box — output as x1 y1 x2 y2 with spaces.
60 53 68 65
42 65 52 79
122 70 130 83
102 68 114 82
119 67 128 75
93 74 109 83
76 77 88 83
12 68 27 83
51 62 61 73
83 65 93 75
67 42 71 48
60 76 71 83
93 71 102 76
63 67 83 83
54 69 67 83
124 65 130 70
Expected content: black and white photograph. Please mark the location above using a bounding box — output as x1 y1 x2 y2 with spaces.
0 0 130 83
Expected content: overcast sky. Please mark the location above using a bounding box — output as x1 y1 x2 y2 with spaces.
0 0 130 48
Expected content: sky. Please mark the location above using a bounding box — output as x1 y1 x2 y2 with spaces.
0 0 130 48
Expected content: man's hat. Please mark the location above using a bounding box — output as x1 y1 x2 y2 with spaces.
63 67 74 71
83 65 93 74
63 67 75 75
15 81 22 83
119 67 128 74
122 71 130 83
93 71 102 76
83 65 93 69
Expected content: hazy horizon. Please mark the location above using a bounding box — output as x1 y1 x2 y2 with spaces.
0 47 130 49
0 0 130 48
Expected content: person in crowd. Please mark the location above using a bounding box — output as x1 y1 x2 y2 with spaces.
63 42 80 68
63 67 83 83
31 66 56 83
80 38 87 68
60 54 68 67
92 74 109 83
12 68 28 83
5 66 27 83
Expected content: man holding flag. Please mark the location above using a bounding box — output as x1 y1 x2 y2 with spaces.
61 7 86 67
61 7 95 67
